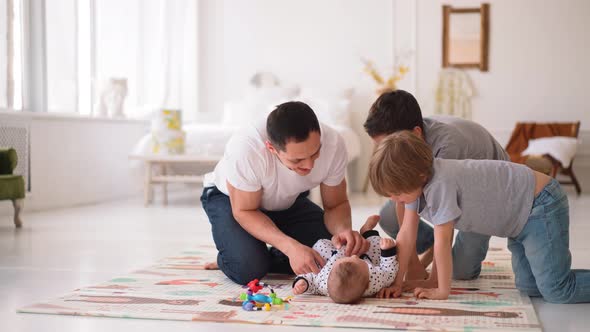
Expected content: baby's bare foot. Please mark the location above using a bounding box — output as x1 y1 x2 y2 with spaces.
204 261 219 270
380 237 396 250
360 215 380 234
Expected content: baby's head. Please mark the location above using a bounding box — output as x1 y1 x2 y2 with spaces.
327 255 370 304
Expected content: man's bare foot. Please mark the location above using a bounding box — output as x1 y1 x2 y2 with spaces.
204 261 219 270
359 215 380 234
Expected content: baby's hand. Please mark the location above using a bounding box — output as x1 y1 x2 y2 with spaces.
293 279 308 295
380 237 396 250
376 284 403 298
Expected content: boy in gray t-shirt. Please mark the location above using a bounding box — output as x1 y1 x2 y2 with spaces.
369 131 590 304
364 90 509 282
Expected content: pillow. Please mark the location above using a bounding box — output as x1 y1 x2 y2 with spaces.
300 88 354 128
522 136 579 168
302 97 351 128
223 86 300 125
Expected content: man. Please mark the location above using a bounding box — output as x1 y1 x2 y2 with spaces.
202 101 368 285
363 90 509 282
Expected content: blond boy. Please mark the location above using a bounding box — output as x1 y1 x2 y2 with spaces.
369 131 590 303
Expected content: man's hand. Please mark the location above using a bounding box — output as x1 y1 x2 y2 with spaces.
293 279 308 295
285 243 326 275
414 287 449 300
376 284 403 299
332 230 370 256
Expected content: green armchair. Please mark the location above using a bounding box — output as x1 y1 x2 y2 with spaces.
0 148 25 227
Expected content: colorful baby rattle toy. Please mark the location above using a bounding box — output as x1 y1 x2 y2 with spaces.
239 279 292 311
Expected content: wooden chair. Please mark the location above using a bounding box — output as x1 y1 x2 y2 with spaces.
505 122 581 195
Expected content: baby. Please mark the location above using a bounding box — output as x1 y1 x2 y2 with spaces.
292 216 399 303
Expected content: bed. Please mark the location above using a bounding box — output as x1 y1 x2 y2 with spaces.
130 77 362 203
131 122 361 169
130 122 361 205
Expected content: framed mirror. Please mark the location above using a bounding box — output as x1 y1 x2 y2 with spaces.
442 3 489 71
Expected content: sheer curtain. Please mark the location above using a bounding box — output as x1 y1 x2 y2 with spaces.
95 0 198 119
1 0 198 118
1 0 24 111
0 0 8 109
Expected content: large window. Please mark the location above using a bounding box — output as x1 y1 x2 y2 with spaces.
1 0 24 111
1 0 198 118
46 0 77 113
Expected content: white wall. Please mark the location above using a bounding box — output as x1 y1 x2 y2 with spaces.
201 0 403 190
416 0 590 130
198 0 590 191
222 0 395 100
198 0 224 122
415 0 590 189
0 112 148 216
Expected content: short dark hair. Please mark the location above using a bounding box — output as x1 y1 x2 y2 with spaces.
363 90 424 138
266 101 321 151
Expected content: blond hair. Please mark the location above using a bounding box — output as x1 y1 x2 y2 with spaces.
327 261 369 304
369 131 433 197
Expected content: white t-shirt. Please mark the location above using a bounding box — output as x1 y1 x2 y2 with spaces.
203 121 348 211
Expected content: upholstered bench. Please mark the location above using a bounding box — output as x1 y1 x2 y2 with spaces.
0 148 25 227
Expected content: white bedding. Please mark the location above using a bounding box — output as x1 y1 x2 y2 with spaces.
131 122 361 164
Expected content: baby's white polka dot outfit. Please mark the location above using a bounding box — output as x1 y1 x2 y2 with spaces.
293 230 399 297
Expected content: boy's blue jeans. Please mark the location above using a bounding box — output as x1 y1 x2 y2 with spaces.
201 186 332 285
379 201 490 280
508 179 590 303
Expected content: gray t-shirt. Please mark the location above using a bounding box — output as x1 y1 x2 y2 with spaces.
419 159 536 238
424 116 509 161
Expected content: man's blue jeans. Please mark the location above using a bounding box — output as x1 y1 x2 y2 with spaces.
201 186 332 285
379 200 490 280
508 179 590 303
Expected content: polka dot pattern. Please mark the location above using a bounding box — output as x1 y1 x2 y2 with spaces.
295 234 399 297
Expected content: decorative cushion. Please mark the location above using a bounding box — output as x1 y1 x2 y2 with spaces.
299 88 353 128
522 136 579 168
0 148 18 175
525 156 553 175
301 97 351 128
223 86 300 125
0 174 25 200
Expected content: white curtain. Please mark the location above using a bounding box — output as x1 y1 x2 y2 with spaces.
95 0 198 120
0 0 8 109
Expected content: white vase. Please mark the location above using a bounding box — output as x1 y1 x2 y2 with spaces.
94 78 128 118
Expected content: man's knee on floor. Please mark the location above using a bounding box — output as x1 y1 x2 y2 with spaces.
452 265 481 280
220 256 271 285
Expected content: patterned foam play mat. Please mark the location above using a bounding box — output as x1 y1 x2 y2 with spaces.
18 245 541 331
